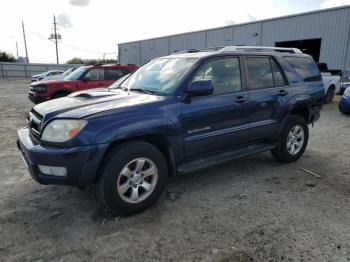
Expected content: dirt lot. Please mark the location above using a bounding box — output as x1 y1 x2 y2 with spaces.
0 80 349 262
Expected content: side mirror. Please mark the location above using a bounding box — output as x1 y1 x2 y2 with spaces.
82 77 90 82
187 79 214 97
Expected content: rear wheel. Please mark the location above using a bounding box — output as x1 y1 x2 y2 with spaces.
97 141 168 216
271 116 309 163
325 86 335 103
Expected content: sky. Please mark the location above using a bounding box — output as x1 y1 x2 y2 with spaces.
1 0 350 63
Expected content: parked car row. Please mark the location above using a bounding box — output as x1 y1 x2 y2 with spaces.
18 46 328 215
29 63 138 104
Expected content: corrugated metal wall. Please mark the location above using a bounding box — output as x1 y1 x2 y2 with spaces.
118 6 350 72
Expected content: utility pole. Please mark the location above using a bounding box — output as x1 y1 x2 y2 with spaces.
22 20 29 63
53 15 59 64
15 41 19 60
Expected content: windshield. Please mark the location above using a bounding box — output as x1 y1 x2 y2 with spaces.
108 74 131 89
64 67 86 80
121 58 198 95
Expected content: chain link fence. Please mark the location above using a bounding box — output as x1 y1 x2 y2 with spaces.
0 62 78 79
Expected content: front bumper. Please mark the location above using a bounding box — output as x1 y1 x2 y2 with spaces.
28 92 48 104
17 127 109 187
339 96 350 113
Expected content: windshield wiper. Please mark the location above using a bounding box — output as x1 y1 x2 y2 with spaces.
129 88 155 94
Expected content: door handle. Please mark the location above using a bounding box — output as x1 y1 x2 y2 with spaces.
279 90 288 97
234 96 248 103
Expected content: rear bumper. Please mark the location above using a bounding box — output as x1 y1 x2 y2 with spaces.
17 127 109 187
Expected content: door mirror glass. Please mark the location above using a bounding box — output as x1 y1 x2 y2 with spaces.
187 80 214 97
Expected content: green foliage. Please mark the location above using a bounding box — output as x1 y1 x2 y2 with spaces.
66 57 84 64
66 57 118 65
0 51 16 62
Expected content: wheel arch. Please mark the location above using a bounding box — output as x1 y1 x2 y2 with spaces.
94 133 177 183
50 89 72 99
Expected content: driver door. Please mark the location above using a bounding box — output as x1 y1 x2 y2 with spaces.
79 68 106 90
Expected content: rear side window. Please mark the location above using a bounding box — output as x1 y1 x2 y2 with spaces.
284 56 321 82
105 69 125 80
245 57 274 90
270 59 287 87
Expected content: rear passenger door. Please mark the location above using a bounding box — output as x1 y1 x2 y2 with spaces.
244 56 291 141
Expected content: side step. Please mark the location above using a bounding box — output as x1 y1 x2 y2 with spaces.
177 143 276 174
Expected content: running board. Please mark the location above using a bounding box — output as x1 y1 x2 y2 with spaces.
177 143 276 174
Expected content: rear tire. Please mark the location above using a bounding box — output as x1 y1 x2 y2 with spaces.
271 116 309 163
325 87 335 104
97 141 168 216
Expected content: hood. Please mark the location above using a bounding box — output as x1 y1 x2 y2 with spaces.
33 88 165 120
30 79 78 86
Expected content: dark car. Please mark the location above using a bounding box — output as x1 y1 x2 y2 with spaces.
29 64 138 104
339 87 350 114
17 46 324 216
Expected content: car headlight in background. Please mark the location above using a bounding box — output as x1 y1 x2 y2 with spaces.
41 119 87 142
31 85 47 93
344 87 350 97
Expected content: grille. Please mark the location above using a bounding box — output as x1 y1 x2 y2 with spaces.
28 109 43 141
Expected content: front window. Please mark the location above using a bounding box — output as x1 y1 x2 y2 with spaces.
121 58 198 95
64 67 86 80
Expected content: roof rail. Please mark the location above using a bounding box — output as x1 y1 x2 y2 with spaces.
219 46 303 54
173 46 225 54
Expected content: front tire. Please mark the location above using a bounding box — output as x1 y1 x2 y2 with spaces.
271 116 309 163
97 141 168 216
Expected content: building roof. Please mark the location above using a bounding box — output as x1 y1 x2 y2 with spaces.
118 5 350 45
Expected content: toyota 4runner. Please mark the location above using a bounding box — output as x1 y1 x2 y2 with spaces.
18 46 324 216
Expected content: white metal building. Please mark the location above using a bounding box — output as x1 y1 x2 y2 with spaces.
118 5 350 72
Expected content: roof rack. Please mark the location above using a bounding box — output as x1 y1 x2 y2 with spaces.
173 46 225 54
219 46 302 54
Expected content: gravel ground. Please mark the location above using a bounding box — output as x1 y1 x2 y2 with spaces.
0 80 349 262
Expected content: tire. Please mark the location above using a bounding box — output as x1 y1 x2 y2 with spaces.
53 92 69 99
271 116 309 163
325 86 335 104
97 141 168 216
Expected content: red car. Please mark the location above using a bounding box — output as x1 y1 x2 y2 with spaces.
29 64 138 104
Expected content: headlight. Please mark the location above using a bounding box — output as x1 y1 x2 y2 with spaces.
31 85 47 93
344 87 350 97
41 119 87 142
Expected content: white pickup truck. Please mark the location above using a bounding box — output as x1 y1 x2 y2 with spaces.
317 63 341 103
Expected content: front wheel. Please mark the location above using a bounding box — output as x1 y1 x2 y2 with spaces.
97 141 168 216
271 116 309 163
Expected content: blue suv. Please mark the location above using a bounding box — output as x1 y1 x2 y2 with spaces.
17 46 325 215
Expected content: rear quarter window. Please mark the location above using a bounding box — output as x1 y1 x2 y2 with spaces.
284 56 321 82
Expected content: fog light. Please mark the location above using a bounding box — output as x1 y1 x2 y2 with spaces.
38 165 67 177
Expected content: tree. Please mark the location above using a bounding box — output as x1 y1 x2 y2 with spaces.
66 57 84 64
66 57 118 65
0 51 16 62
